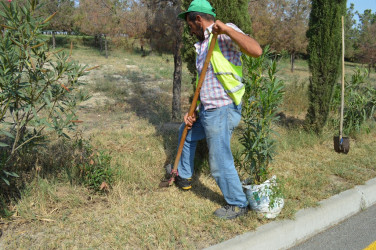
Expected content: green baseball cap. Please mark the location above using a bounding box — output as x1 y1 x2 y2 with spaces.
178 0 216 20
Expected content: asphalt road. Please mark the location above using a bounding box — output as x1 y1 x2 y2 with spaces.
290 203 376 250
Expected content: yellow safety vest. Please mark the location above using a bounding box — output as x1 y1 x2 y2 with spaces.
196 34 244 106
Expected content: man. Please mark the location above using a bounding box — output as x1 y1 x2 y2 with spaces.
175 0 262 219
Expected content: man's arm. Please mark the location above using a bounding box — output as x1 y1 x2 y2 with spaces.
212 20 262 58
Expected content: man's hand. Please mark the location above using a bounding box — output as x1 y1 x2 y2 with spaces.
212 20 230 35
184 112 197 130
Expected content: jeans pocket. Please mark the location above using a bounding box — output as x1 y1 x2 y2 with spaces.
229 105 242 130
230 103 242 116
205 107 218 113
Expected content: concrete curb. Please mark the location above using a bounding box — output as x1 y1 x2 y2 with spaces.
206 177 376 250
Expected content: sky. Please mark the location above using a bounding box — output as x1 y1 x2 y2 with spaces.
347 0 376 14
347 0 376 24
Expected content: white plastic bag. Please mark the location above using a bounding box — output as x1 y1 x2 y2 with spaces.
243 175 284 219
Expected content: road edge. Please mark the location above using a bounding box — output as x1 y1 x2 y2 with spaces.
206 177 376 250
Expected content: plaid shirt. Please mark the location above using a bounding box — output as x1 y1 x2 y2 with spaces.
195 23 244 110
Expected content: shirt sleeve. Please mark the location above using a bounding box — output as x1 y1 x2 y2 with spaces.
216 23 244 66
219 23 245 53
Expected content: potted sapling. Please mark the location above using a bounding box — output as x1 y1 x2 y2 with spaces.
236 47 285 219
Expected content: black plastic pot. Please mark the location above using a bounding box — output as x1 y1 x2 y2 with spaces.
333 136 350 154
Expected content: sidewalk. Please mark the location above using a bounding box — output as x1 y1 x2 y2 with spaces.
206 177 376 250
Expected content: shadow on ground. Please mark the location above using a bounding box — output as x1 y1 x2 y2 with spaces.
124 77 224 205
277 112 305 128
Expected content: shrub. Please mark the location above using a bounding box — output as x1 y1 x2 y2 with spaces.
0 0 89 185
236 47 285 184
330 68 376 135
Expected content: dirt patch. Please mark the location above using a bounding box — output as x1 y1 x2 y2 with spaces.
79 92 116 109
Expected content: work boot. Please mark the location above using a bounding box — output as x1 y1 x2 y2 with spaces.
214 205 248 219
175 175 192 190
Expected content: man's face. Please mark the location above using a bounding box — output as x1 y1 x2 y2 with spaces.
187 18 205 42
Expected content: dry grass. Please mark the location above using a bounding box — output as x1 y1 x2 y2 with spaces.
1 47 376 249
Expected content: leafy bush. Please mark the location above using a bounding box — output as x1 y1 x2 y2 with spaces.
0 195 12 218
70 139 113 193
330 68 376 135
236 47 285 184
0 0 89 185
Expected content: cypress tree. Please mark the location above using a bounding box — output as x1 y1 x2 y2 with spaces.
211 0 252 35
305 0 347 134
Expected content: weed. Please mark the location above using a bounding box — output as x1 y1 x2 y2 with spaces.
0 196 12 218
71 139 114 193
330 68 376 135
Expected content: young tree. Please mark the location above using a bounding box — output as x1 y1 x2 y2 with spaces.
120 0 148 43
344 3 359 61
305 0 347 134
248 0 274 47
145 0 183 121
249 0 310 72
145 0 179 53
76 0 118 57
283 0 310 72
38 0 75 48
357 9 376 75
250 0 287 52
76 0 147 52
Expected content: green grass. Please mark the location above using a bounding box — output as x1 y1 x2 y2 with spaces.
1 44 376 248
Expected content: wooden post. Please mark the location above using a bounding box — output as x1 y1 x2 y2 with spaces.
340 16 345 141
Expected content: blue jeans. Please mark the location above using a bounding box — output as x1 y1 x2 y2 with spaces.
177 103 248 208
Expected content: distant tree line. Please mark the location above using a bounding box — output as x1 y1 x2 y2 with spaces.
2 0 373 69
3 0 373 125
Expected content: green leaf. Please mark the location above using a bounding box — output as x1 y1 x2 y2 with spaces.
0 7 9 20
3 170 19 178
0 130 14 139
1 176 10 186
20 6 28 17
0 142 9 147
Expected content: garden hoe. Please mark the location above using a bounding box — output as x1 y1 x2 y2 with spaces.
159 34 218 188
334 16 350 154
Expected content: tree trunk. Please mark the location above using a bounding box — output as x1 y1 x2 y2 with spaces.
104 34 108 59
368 64 371 77
94 34 99 48
100 34 103 52
52 31 56 49
140 38 144 52
172 22 183 121
290 52 295 73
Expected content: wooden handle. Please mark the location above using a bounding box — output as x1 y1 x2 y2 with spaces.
169 34 218 184
340 16 345 141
